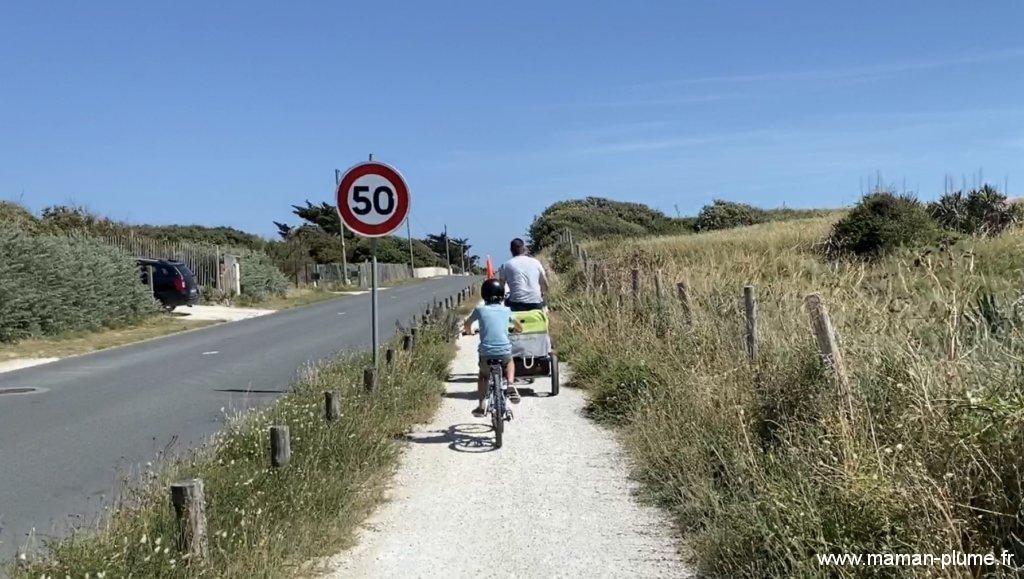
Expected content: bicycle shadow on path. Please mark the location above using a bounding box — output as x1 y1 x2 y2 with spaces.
405 423 497 453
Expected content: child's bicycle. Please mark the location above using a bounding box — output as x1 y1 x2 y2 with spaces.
484 358 513 448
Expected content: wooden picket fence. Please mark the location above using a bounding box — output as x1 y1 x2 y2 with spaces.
555 228 852 417
102 233 223 289
314 262 412 287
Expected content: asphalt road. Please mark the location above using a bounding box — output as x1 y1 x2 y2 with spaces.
0 276 475 559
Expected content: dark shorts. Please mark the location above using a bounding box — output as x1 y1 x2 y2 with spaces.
506 300 545 312
479 355 512 376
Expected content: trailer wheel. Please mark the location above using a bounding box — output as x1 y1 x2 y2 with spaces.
550 353 560 396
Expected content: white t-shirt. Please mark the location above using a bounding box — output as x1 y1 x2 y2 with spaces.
500 255 547 304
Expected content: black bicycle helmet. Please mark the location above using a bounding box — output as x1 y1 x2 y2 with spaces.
481 278 504 304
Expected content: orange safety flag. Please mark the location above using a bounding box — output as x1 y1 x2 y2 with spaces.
485 255 495 278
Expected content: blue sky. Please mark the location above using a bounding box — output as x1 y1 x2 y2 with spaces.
3 1 1024 260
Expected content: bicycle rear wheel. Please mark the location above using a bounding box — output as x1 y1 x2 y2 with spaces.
492 401 503 448
489 366 505 448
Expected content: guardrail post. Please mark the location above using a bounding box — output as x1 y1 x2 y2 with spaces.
270 426 291 468
402 334 412 351
325 391 340 421
363 367 377 392
171 479 208 559
385 348 395 368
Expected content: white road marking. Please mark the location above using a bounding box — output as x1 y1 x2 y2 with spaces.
202 351 219 356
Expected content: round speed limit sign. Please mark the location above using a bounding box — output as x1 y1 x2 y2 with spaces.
335 161 410 237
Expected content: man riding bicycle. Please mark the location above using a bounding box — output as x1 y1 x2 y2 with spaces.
498 238 548 312
463 278 523 417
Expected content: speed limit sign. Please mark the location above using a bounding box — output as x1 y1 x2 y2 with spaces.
335 161 410 237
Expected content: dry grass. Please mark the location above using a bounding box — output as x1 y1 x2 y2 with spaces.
0 315 216 362
11 304 469 578
550 216 1024 577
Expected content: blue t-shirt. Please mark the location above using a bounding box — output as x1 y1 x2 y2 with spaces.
468 303 513 358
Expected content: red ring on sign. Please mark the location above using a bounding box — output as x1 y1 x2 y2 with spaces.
336 162 410 237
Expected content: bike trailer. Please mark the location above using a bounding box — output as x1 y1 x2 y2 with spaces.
510 309 552 376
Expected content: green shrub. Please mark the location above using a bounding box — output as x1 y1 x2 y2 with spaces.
695 199 768 231
528 197 692 252
0 201 45 234
0 229 155 342
928 184 1022 236
827 191 945 258
238 250 289 300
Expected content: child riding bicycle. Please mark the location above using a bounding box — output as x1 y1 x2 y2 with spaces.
463 278 523 417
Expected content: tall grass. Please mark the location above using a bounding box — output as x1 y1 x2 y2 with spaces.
12 311 463 578
551 217 1023 577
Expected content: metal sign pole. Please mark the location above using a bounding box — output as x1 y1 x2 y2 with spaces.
371 237 379 368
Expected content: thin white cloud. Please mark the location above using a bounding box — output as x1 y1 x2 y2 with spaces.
645 47 1024 87
542 93 742 110
572 129 786 155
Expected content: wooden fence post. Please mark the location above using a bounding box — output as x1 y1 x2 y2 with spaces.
270 426 291 468
743 285 757 361
402 334 412 351
170 479 208 559
363 367 377 391
676 280 692 325
655 269 664 304
805 293 853 416
325 392 340 421
385 348 395 368
631 268 640 304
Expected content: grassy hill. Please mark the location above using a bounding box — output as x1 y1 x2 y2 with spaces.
527 196 833 253
548 213 1024 577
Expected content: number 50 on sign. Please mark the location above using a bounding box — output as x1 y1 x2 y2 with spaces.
335 161 411 238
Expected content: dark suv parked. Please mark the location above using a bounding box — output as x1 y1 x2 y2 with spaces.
138 259 200 311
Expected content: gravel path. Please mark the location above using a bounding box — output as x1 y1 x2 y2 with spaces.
321 331 691 578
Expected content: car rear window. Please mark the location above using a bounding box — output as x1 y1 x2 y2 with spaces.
173 264 196 280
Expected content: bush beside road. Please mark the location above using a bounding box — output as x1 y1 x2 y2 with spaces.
0 228 155 343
